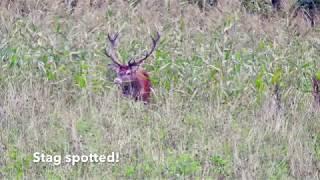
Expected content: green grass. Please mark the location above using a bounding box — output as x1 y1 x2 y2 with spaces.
0 0 320 179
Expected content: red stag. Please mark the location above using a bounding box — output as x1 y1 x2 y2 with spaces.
105 32 160 103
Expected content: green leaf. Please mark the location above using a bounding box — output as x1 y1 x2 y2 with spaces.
75 74 87 88
9 55 18 68
255 70 265 93
46 70 56 81
271 68 282 85
315 71 320 80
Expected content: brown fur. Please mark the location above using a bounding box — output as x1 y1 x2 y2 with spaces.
135 69 152 102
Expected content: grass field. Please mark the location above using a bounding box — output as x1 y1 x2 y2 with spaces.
0 0 320 179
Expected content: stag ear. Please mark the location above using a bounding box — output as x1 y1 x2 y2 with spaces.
108 63 120 72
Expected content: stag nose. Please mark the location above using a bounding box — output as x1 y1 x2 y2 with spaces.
114 78 122 84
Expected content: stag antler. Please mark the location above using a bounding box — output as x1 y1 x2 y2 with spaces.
129 32 160 66
105 32 122 66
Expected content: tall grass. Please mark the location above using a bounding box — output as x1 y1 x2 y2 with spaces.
0 0 320 179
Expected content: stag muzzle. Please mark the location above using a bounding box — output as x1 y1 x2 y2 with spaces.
114 77 122 85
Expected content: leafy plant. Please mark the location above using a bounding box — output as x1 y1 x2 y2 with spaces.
210 155 231 177
167 153 201 177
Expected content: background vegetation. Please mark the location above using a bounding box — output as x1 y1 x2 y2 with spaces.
0 0 320 179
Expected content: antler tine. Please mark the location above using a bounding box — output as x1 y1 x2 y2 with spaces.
107 33 119 46
105 32 122 66
131 32 160 66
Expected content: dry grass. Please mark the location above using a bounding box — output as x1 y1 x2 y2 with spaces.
0 0 320 179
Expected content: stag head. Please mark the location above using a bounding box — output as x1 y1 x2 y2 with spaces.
105 32 160 101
